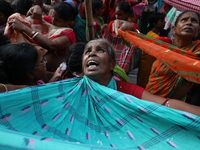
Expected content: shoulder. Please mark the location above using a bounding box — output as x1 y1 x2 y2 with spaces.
156 37 172 44
146 31 159 38
116 80 144 99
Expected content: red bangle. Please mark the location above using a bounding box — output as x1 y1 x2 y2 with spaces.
162 98 170 105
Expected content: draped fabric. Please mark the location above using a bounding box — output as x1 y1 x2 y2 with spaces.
103 27 139 73
163 0 200 13
118 30 200 84
0 76 200 149
4 13 74 56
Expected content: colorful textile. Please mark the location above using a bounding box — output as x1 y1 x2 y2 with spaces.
146 31 159 38
103 22 141 73
146 37 200 99
114 65 131 82
73 14 87 42
94 17 105 38
137 31 159 88
0 76 200 149
131 1 147 19
163 0 200 13
117 80 144 99
86 17 105 40
103 0 139 22
164 7 182 38
118 30 200 84
4 13 76 56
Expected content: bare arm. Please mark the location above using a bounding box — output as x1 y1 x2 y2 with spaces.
8 18 71 51
0 84 28 93
141 90 200 116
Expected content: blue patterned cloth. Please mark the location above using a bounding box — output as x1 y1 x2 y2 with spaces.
0 76 200 149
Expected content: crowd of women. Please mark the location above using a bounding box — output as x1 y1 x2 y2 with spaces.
0 0 200 149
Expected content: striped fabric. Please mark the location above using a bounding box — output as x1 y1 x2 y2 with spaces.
118 30 200 84
103 27 139 73
163 0 200 13
0 76 200 149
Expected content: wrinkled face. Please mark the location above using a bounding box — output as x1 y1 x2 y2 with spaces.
173 12 200 38
0 11 7 26
51 10 68 27
82 41 115 83
115 7 129 20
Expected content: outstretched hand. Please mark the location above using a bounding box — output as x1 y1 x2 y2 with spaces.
112 20 136 35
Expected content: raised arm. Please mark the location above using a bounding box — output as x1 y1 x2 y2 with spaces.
112 20 136 35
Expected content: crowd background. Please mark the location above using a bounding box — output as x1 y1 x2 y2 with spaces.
0 0 200 149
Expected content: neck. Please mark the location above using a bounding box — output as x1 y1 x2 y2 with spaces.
173 37 193 48
151 28 160 34
87 75 112 86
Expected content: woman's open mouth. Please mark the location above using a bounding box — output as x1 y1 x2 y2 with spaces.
87 60 99 69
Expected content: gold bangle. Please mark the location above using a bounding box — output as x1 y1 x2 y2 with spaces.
0 83 8 92
30 31 37 37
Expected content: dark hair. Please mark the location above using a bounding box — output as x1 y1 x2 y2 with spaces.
148 13 166 30
66 42 86 74
84 39 116 63
0 0 13 19
15 0 34 15
0 33 10 46
116 1 131 14
53 2 78 21
175 10 200 26
92 0 103 15
0 42 38 84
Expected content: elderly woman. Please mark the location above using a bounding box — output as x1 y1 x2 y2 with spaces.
0 40 200 149
112 10 200 103
146 11 200 101
82 39 200 116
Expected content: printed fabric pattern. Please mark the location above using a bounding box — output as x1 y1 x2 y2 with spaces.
0 76 200 149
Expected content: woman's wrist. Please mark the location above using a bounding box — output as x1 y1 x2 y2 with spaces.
0 84 8 92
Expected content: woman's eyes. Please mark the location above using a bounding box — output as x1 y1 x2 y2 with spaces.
97 49 105 53
84 49 105 54
192 20 198 23
181 18 187 22
181 18 198 23
85 51 90 54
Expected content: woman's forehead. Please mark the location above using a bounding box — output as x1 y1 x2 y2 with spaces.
180 12 199 19
86 41 107 48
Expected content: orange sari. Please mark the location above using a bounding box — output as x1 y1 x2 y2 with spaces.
118 30 200 99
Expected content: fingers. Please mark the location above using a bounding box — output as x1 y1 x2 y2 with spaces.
112 20 120 35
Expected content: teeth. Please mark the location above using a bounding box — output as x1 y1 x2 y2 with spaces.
87 60 99 66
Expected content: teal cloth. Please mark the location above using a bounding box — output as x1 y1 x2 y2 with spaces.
73 14 87 42
0 76 200 149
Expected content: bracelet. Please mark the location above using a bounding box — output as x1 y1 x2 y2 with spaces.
31 32 39 39
162 98 170 106
30 31 37 37
0 83 8 92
